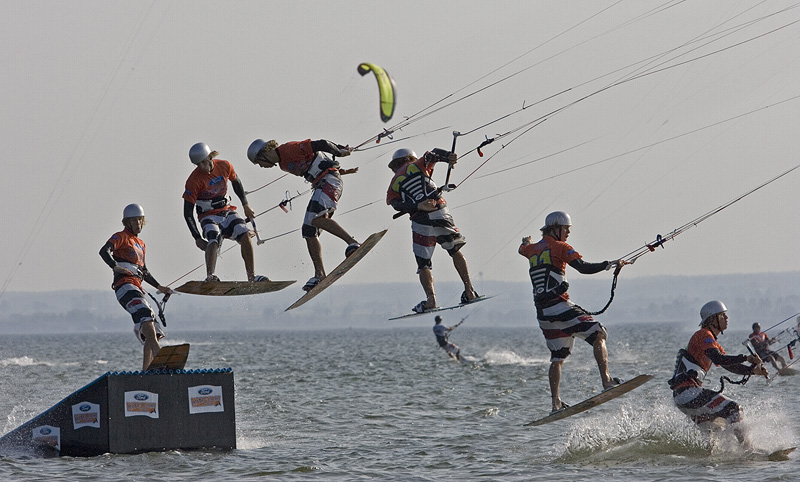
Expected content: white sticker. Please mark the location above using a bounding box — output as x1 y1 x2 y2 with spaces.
124 390 159 418
32 425 60 451
188 385 224 414
71 401 101 429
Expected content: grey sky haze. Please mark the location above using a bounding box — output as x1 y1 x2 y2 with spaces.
3 1 800 297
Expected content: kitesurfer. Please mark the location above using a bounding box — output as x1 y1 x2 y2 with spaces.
433 315 462 361
99 204 175 370
748 322 787 371
386 147 478 313
183 142 268 283
519 211 626 413
669 300 768 448
247 138 360 292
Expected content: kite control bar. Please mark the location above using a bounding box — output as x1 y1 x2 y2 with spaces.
250 218 266 245
443 130 460 187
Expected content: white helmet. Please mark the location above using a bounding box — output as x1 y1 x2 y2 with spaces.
392 148 417 161
248 139 269 163
700 300 727 323
541 211 572 230
189 142 212 164
123 203 145 219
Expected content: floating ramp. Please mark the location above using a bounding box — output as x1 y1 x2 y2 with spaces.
0 368 236 457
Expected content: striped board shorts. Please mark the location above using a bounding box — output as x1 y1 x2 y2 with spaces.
115 283 155 325
410 206 466 271
302 173 343 238
672 386 742 427
200 209 250 244
536 298 605 362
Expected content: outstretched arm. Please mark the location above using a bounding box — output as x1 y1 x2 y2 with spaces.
568 258 610 275
310 140 351 157
706 348 767 377
424 148 456 165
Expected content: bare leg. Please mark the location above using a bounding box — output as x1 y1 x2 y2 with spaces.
452 250 476 300
205 241 219 278
311 215 358 245
550 360 564 411
418 268 436 309
140 321 161 371
239 234 255 281
593 331 615 388
306 237 326 280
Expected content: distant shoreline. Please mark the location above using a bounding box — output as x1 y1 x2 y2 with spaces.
2 272 799 334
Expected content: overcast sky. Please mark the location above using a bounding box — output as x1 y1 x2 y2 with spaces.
2 1 799 298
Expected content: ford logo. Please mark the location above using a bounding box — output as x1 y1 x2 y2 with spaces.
198 388 213 395
40 428 51 435
79 404 91 412
134 393 149 401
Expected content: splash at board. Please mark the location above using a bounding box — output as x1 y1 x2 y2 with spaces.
524 374 653 427
286 230 387 311
389 295 494 320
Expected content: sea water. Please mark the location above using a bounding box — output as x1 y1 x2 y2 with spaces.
1 323 797 481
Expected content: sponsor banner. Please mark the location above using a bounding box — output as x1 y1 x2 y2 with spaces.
32 425 60 451
72 401 100 429
124 390 159 418
188 385 224 414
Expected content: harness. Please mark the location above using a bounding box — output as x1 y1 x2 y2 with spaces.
195 196 229 214
303 152 339 185
530 264 569 304
668 348 751 394
667 348 707 389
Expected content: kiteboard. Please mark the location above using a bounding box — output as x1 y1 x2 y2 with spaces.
176 279 296 296
524 374 654 427
388 295 494 320
752 447 796 462
286 229 387 311
146 343 190 371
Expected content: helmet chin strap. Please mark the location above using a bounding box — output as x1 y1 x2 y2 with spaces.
711 315 724 335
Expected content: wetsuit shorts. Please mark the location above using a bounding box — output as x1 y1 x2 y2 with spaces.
672 386 742 427
410 206 466 271
439 342 460 359
200 209 250 244
536 298 605 362
302 172 343 238
114 281 155 325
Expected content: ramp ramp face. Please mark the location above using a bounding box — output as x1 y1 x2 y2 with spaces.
0 369 236 457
